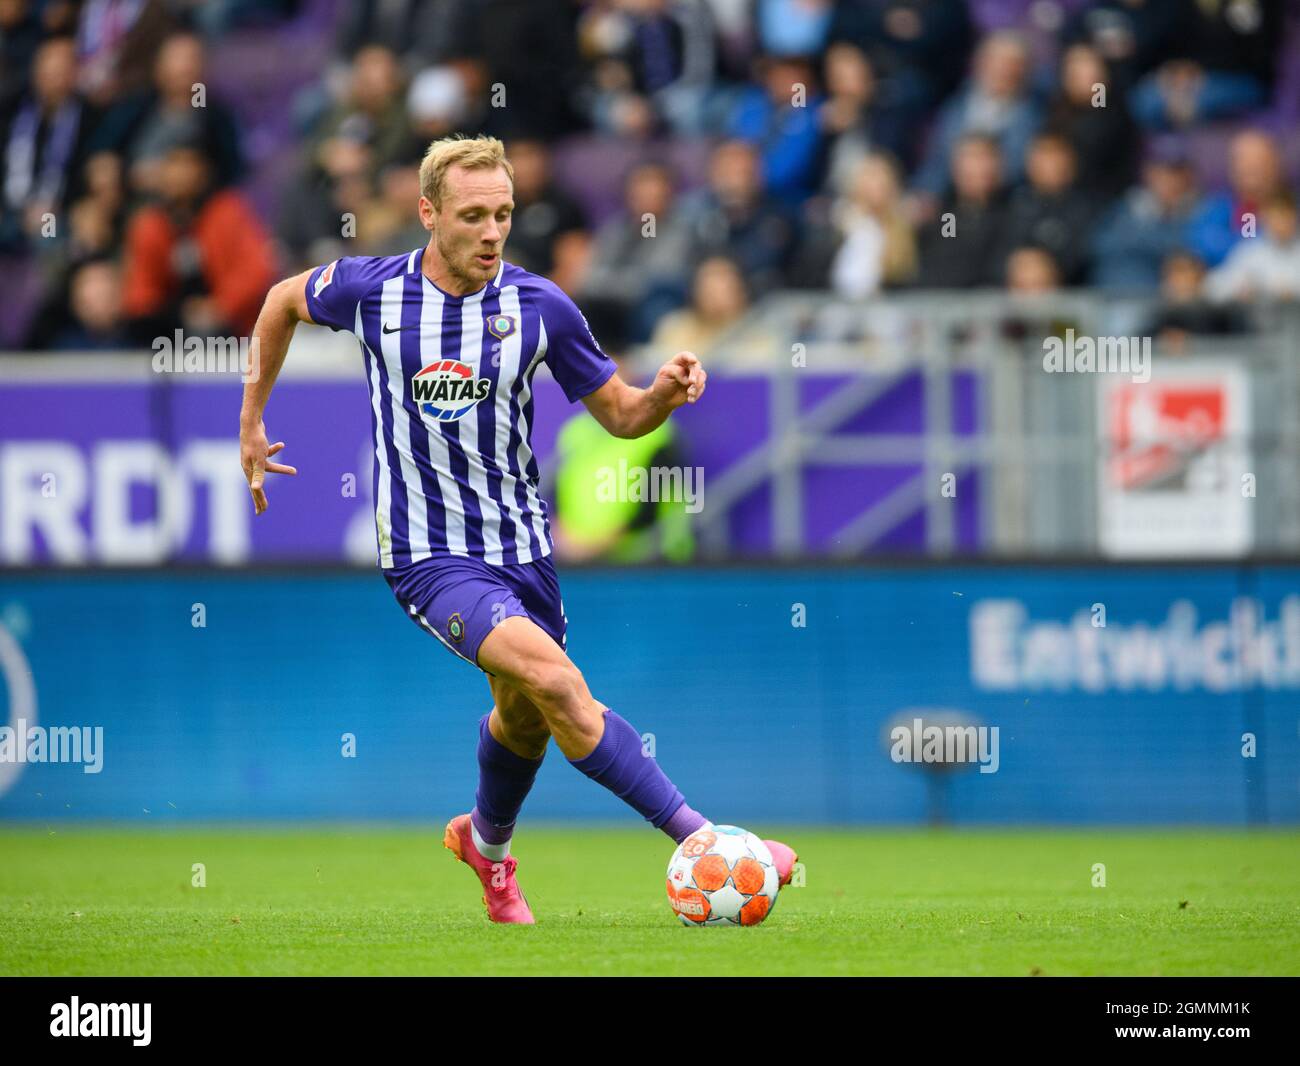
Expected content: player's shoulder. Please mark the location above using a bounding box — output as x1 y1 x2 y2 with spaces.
501 262 571 307
500 262 585 324
310 249 417 302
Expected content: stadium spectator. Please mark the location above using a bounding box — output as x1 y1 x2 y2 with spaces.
549 228 595 299
580 160 693 343
1062 0 1182 91
1144 250 1250 351
459 0 584 140
797 150 915 297
1045 43 1140 202
279 133 375 269
1 35 94 252
51 258 128 348
578 0 717 137
404 65 473 152
307 44 409 178
728 54 825 206
817 41 909 194
1002 131 1097 285
23 191 123 349
680 138 794 296
335 0 478 74
67 181 120 260
1091 141 1201 293
910 30 1041 203
828 0 973 150
1129 0 1281 129
95 31 244 195
703 0 760 82
1185 129 1288 268
755 0 834 57
121 143 276 339
916 133 1009 289
74 0 180 108
0 0 47 120
1005 245 1062 295
1206 192 1300 305
651 254 749 354
1 0 1297 368
355 162 426 256
500 138 587 277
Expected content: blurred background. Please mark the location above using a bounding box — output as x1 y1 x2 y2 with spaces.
0 0 1297 829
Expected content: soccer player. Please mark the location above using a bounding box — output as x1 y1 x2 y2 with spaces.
239 135 796 923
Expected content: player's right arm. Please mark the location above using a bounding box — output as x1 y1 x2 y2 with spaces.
239 269 314 514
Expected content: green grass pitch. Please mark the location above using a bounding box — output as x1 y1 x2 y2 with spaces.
1 826 1296 976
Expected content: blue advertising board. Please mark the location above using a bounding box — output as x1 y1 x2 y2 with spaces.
0 566 1295 825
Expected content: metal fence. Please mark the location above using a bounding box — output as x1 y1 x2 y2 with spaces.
652 291 1300 559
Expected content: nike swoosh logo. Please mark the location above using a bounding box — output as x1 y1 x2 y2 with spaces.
382 323 405 334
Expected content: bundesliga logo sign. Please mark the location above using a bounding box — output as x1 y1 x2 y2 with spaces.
412 360 491 422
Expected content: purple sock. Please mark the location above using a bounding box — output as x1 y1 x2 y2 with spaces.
661 801 708 844
569 709 706 841
470 713 544 846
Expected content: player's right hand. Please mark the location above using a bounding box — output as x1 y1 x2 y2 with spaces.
240 418 297 515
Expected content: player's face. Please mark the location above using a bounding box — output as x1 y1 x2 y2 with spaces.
424 165 514 291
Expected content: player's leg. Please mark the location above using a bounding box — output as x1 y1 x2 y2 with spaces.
465 676 549 862
477 614 709 844
385 554 552 921
487 674 550 758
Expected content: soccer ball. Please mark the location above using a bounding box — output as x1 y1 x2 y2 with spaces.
665 824 779 926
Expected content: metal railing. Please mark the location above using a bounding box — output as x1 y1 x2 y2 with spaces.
635 290 1300 559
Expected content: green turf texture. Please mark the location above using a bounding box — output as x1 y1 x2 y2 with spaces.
1 826 1296 976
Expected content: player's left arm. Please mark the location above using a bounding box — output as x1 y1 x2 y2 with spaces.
581 352 707 439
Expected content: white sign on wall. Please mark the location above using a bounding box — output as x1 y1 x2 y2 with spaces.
1098 360 1252 557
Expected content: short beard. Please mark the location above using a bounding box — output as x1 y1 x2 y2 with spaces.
435 229 483 291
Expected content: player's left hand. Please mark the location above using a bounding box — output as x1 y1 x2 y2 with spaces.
241 418 298 515
652 351 707 409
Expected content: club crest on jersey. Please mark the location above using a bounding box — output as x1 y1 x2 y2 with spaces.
486 313 516 340
412 359 491 421
447 613 465 643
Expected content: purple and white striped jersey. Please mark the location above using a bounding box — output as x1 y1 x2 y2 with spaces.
304 248 616 569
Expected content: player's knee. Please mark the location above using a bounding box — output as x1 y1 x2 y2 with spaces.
521 659 585 719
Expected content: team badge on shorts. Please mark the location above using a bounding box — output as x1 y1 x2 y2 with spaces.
486 313 516 339
447 612 466 643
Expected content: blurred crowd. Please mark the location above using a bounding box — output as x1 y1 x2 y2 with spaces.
2 0 1298 356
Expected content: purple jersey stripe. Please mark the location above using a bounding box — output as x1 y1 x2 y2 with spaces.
437 293 487 556
399 270 448 551
505 289 545 561
359 342 385 561
359 289 412 566
475 287 520 565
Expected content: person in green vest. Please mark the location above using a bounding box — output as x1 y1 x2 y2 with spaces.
552 353 697 563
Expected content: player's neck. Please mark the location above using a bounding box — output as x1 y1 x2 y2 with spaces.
420 239 490 299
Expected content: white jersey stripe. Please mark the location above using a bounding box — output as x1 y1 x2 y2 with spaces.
359 303 393 568
454 288 504 564
493 284 531 560
417 281 469 555
513 314 551 554
379 276 431 561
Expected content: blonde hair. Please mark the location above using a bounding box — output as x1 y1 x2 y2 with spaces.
418 134 514 210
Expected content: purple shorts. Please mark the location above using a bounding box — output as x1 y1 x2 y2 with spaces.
384 552 567 670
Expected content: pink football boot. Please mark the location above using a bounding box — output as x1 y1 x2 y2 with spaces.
763 838 799 888
442 814 535 924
